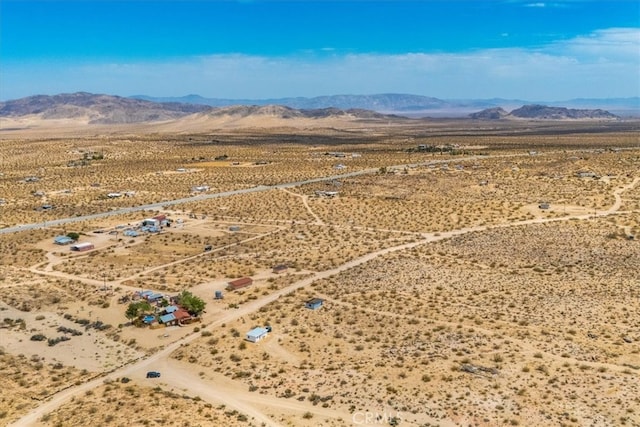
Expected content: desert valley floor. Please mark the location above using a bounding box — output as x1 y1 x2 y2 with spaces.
0 117 639 427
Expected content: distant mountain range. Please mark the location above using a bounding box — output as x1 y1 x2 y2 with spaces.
131 93 640 117
0 93 401 128
0 93 635 127
469 105 619 120
0 92 210 124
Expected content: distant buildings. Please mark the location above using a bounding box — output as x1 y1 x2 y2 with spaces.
192 185 210 192
305 298 324 310
70 242 94 252
227 277 253 291
54 235 74 245
272 264 288 274
246 326 269 343
315 191 339 198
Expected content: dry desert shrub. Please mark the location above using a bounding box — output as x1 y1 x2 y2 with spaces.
38 382 254 427
0 352 94 423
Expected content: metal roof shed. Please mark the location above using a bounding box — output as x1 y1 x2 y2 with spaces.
70 242 94 251
246 327 269 343
165 305 179 313
54 236 74 245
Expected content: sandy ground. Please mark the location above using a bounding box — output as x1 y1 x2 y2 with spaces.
1 122 638 426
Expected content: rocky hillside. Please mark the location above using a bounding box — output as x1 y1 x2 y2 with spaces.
470 104 619 120
0 92 210 124
469 107 509 120
0 93 400 126
204 105 395 119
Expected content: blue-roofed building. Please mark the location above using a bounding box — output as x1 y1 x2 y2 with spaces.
140 225 160 233
123 229 139 237
54 235 74 245
159 313 177 326
148 293 163 302
138 290 154 299
305 298 324 310
164 305 178 314
246 327 269 343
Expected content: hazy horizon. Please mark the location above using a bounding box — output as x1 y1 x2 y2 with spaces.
1 0 639 102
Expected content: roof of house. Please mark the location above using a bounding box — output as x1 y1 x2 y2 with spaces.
247 327 269 338
165 305 178 313
159 313 176 323
174 309 191 320
306 298 324 305
228 277 253 287
148 293 163 300
54 236 74 244
139 290 154 297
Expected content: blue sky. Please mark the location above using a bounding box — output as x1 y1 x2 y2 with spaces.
1 0 639 101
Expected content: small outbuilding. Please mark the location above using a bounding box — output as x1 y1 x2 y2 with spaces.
70 242 94 252
272 264 288 274
123 229 139 237
142 218 160 227
538 202 550 210
305 298 324 310
246 327 269 343
54 235 74 245
227 277 253 291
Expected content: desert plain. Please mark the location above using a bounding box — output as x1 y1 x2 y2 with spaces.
0 115 639 427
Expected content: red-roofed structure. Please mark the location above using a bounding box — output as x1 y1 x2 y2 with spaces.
227 277 253 291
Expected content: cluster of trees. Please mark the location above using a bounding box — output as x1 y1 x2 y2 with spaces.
177 290 205 315
125 290 205 325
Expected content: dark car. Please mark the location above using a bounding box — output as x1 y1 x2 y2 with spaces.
146 371 161 378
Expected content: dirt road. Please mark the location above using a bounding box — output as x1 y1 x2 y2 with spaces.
10 168 639 427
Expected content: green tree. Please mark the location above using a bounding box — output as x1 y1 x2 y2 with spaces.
125 301 151 321
66 232 80 241
177 290 206 316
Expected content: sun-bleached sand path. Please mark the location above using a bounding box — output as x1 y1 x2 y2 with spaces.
279 187 325 225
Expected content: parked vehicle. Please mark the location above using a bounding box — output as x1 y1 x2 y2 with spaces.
146 371 161 378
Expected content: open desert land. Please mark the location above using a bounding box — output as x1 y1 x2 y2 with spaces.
0 118 639 427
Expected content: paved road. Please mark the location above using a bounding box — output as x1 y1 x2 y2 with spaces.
2 147 633 236
0 154 506 236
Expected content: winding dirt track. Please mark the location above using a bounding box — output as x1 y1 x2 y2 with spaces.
9 172 639 427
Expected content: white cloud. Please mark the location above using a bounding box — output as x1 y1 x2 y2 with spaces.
1 27 638 101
